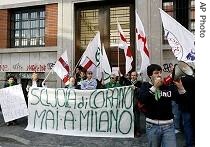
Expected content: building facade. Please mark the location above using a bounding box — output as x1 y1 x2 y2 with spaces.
0 0 194 91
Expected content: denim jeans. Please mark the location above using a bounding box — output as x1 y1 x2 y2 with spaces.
182 111 194 147
146 122 177 147
172 101 181 130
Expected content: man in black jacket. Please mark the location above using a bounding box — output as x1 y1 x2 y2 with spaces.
26 72 43 91
26 72 43 105
139 64 188 147
129 71 142 137
178 75 195 147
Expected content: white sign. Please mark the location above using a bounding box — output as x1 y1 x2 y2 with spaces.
0 84 29 122
25 86 134 138
112 67 120 76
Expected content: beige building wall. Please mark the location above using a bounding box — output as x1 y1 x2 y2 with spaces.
136 0 179 77
136 0 163 65
0 0 175 87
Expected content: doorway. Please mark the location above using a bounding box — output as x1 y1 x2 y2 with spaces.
75 0 135 74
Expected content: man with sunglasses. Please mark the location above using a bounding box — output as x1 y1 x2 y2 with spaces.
104 73 121 88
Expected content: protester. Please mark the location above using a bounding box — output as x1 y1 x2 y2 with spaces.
80 70 97 90
139 64 188 147
74 65 83 82
77 70 86 89
26 72 43 91
65 77 78 89
104 73 121 88
129 71 142 137
178 75 195 147
26 72 43 105
4 75 18 126
118 71 131 86
96 79 104 89
172 100 182 133
169 64 182 134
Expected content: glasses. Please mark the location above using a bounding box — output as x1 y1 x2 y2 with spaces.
87 73 93 75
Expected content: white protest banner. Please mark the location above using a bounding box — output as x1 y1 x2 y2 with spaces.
0 84 29 122
25 86 134 138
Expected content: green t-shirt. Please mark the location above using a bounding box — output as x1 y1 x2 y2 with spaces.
104 82 121 88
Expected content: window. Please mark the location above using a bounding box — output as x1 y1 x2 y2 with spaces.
162 1 175 44
79 6 131 49
80 9 99 50
11 7 45 48
110 7 130 47
163 1 175 17
189 0 195 34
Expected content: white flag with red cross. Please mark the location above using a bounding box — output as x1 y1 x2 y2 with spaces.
53 50 71 85
79 31 102 80
135 12 151 74
117 21 133 74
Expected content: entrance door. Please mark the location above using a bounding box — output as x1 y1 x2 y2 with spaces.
75 1 135 74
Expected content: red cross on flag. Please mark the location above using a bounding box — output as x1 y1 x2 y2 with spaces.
117 21 133 74
135 12 150 74
53 50 71 85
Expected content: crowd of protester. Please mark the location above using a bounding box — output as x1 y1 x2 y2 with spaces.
1 64 195 147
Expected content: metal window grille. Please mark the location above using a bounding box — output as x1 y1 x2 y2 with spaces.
110 7 130 47
11 7 45 48
80 9 99 50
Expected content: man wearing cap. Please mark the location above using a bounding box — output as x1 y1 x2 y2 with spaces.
80 70 97 90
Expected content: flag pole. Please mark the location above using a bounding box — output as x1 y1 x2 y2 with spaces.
72 55 83 75
117 45 120 69
42 68 53 87
117 18 120 71
100 43 104 83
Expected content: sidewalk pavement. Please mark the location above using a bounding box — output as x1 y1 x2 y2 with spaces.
0 113 185 147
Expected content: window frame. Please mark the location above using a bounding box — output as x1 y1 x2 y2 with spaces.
189 0 195 34
10 6 45 48
162 0 176 44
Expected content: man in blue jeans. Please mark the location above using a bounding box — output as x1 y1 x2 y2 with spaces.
139 64 188 147
178 75 195 147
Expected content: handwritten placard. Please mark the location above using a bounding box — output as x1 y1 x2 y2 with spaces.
0 84 29 122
